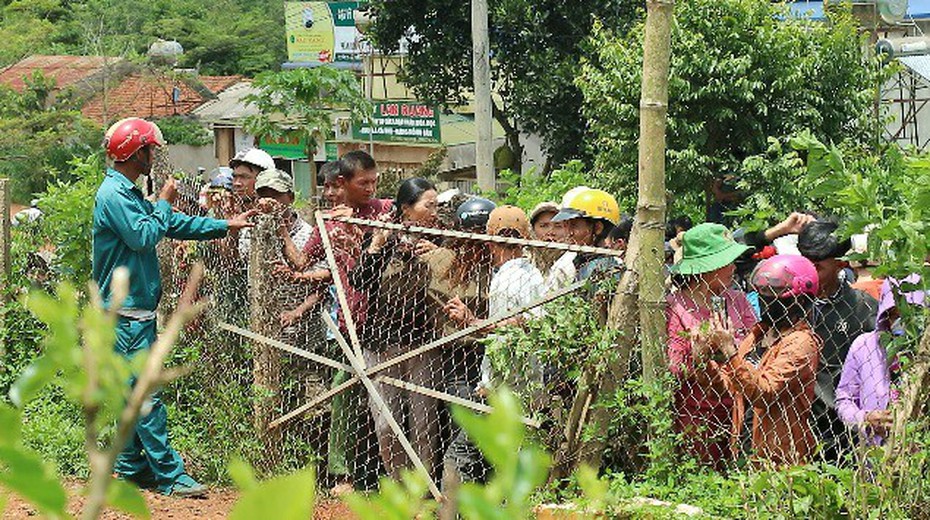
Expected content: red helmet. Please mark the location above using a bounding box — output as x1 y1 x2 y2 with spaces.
103 118 164 162
751 254 819 298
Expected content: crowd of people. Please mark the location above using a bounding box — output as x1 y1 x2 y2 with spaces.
667 216 925 469
203 146 628 501
92 117 927 502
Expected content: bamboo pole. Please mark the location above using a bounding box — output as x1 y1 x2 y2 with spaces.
217 321 352 372
376 375 542 429
236 280 586 429
315 210 366 365
553 0 674 478
326 215 625 258
635 0 674 384
322 312 443 501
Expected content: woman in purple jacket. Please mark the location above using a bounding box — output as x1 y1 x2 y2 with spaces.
836 275 927 445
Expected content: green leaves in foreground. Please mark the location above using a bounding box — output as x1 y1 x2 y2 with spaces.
104 479 150 519
453 389 551 520
346 389 549 520
0 405 67 519
228 458 316 520
344 469 435 520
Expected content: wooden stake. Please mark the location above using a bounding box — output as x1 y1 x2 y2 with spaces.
0 179 9 292
323 312 443 501
257 280 585 429
315 210 366 366
249 214 282 465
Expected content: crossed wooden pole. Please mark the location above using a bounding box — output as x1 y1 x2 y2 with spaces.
217 211 587 501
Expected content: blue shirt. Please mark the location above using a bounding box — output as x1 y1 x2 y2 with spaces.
93 168 228 311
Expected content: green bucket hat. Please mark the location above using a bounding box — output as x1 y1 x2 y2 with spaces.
670 223 751 275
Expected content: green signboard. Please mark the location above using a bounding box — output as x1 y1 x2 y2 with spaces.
259 134 308 160
325 142 339 161
353 101 442 144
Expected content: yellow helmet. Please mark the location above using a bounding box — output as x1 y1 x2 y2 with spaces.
551 187 620 226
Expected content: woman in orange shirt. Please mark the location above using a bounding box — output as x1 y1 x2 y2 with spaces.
697 255 821 465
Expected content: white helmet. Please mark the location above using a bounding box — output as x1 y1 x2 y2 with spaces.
229 148 275 171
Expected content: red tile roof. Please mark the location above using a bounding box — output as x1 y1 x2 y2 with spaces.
0 55 119 92
1 55 246 126
199 75 243 94
81 73 243 125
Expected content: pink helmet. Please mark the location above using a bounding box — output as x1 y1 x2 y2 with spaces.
103 117 164 162
750 254 818 298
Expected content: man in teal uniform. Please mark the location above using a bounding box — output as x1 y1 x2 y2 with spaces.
94 117 254 497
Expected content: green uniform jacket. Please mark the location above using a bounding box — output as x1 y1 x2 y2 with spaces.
93 168 228 311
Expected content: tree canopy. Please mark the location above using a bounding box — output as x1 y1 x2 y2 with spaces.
577 0 882 217
0 72 100 202
0 0 286 76
367 0 641 173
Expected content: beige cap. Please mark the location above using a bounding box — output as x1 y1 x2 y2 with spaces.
487 205 531 239
529 201 560 225
255 168 294 193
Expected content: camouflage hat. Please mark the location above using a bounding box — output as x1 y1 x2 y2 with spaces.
255 168 294 194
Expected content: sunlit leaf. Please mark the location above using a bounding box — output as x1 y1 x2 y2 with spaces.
229 468 315 520
105 478 150 519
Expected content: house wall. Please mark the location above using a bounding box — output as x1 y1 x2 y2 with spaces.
167 144 220 175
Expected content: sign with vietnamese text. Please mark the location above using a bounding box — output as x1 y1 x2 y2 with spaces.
353 102 442 144
285 2 364 64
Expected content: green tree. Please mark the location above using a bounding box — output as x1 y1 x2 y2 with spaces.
367 0 641 174
0 71 101 203
243 67 371 198
577 0 882 217
0 0 287 76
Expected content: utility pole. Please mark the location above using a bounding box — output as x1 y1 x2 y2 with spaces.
471 0 495 191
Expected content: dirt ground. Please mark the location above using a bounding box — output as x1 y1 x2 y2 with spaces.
3 481 357 520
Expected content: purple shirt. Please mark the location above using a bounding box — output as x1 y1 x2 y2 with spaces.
835 275 926 445
835 331 890 445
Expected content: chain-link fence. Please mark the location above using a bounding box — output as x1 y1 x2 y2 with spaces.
160 190 629 495
109 148 928 502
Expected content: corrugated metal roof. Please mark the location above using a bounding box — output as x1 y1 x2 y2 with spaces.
789 1 930 20
192 81 261 125
899 54 930 82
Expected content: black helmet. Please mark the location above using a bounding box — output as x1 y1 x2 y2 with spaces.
454 197 496 231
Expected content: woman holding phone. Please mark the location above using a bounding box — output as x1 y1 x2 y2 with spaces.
667 223 758 468
349 177 441 479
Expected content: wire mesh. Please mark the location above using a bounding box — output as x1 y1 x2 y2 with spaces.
153 175 629 494
664 254 920 470
138 155 928 493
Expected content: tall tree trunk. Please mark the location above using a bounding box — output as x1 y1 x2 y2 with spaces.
551 0 674 479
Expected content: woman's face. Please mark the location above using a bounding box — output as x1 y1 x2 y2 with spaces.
402 189 438 225
702 263 736 294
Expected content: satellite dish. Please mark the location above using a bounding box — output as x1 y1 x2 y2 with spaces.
877 0 909 24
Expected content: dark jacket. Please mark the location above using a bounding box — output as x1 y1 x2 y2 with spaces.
810 281 877 456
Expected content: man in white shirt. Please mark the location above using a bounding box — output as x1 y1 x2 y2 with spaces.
442 205 544 515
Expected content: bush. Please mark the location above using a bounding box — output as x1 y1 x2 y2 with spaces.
156 115 213 147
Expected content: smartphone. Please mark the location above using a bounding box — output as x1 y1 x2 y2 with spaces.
710 295 728 331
